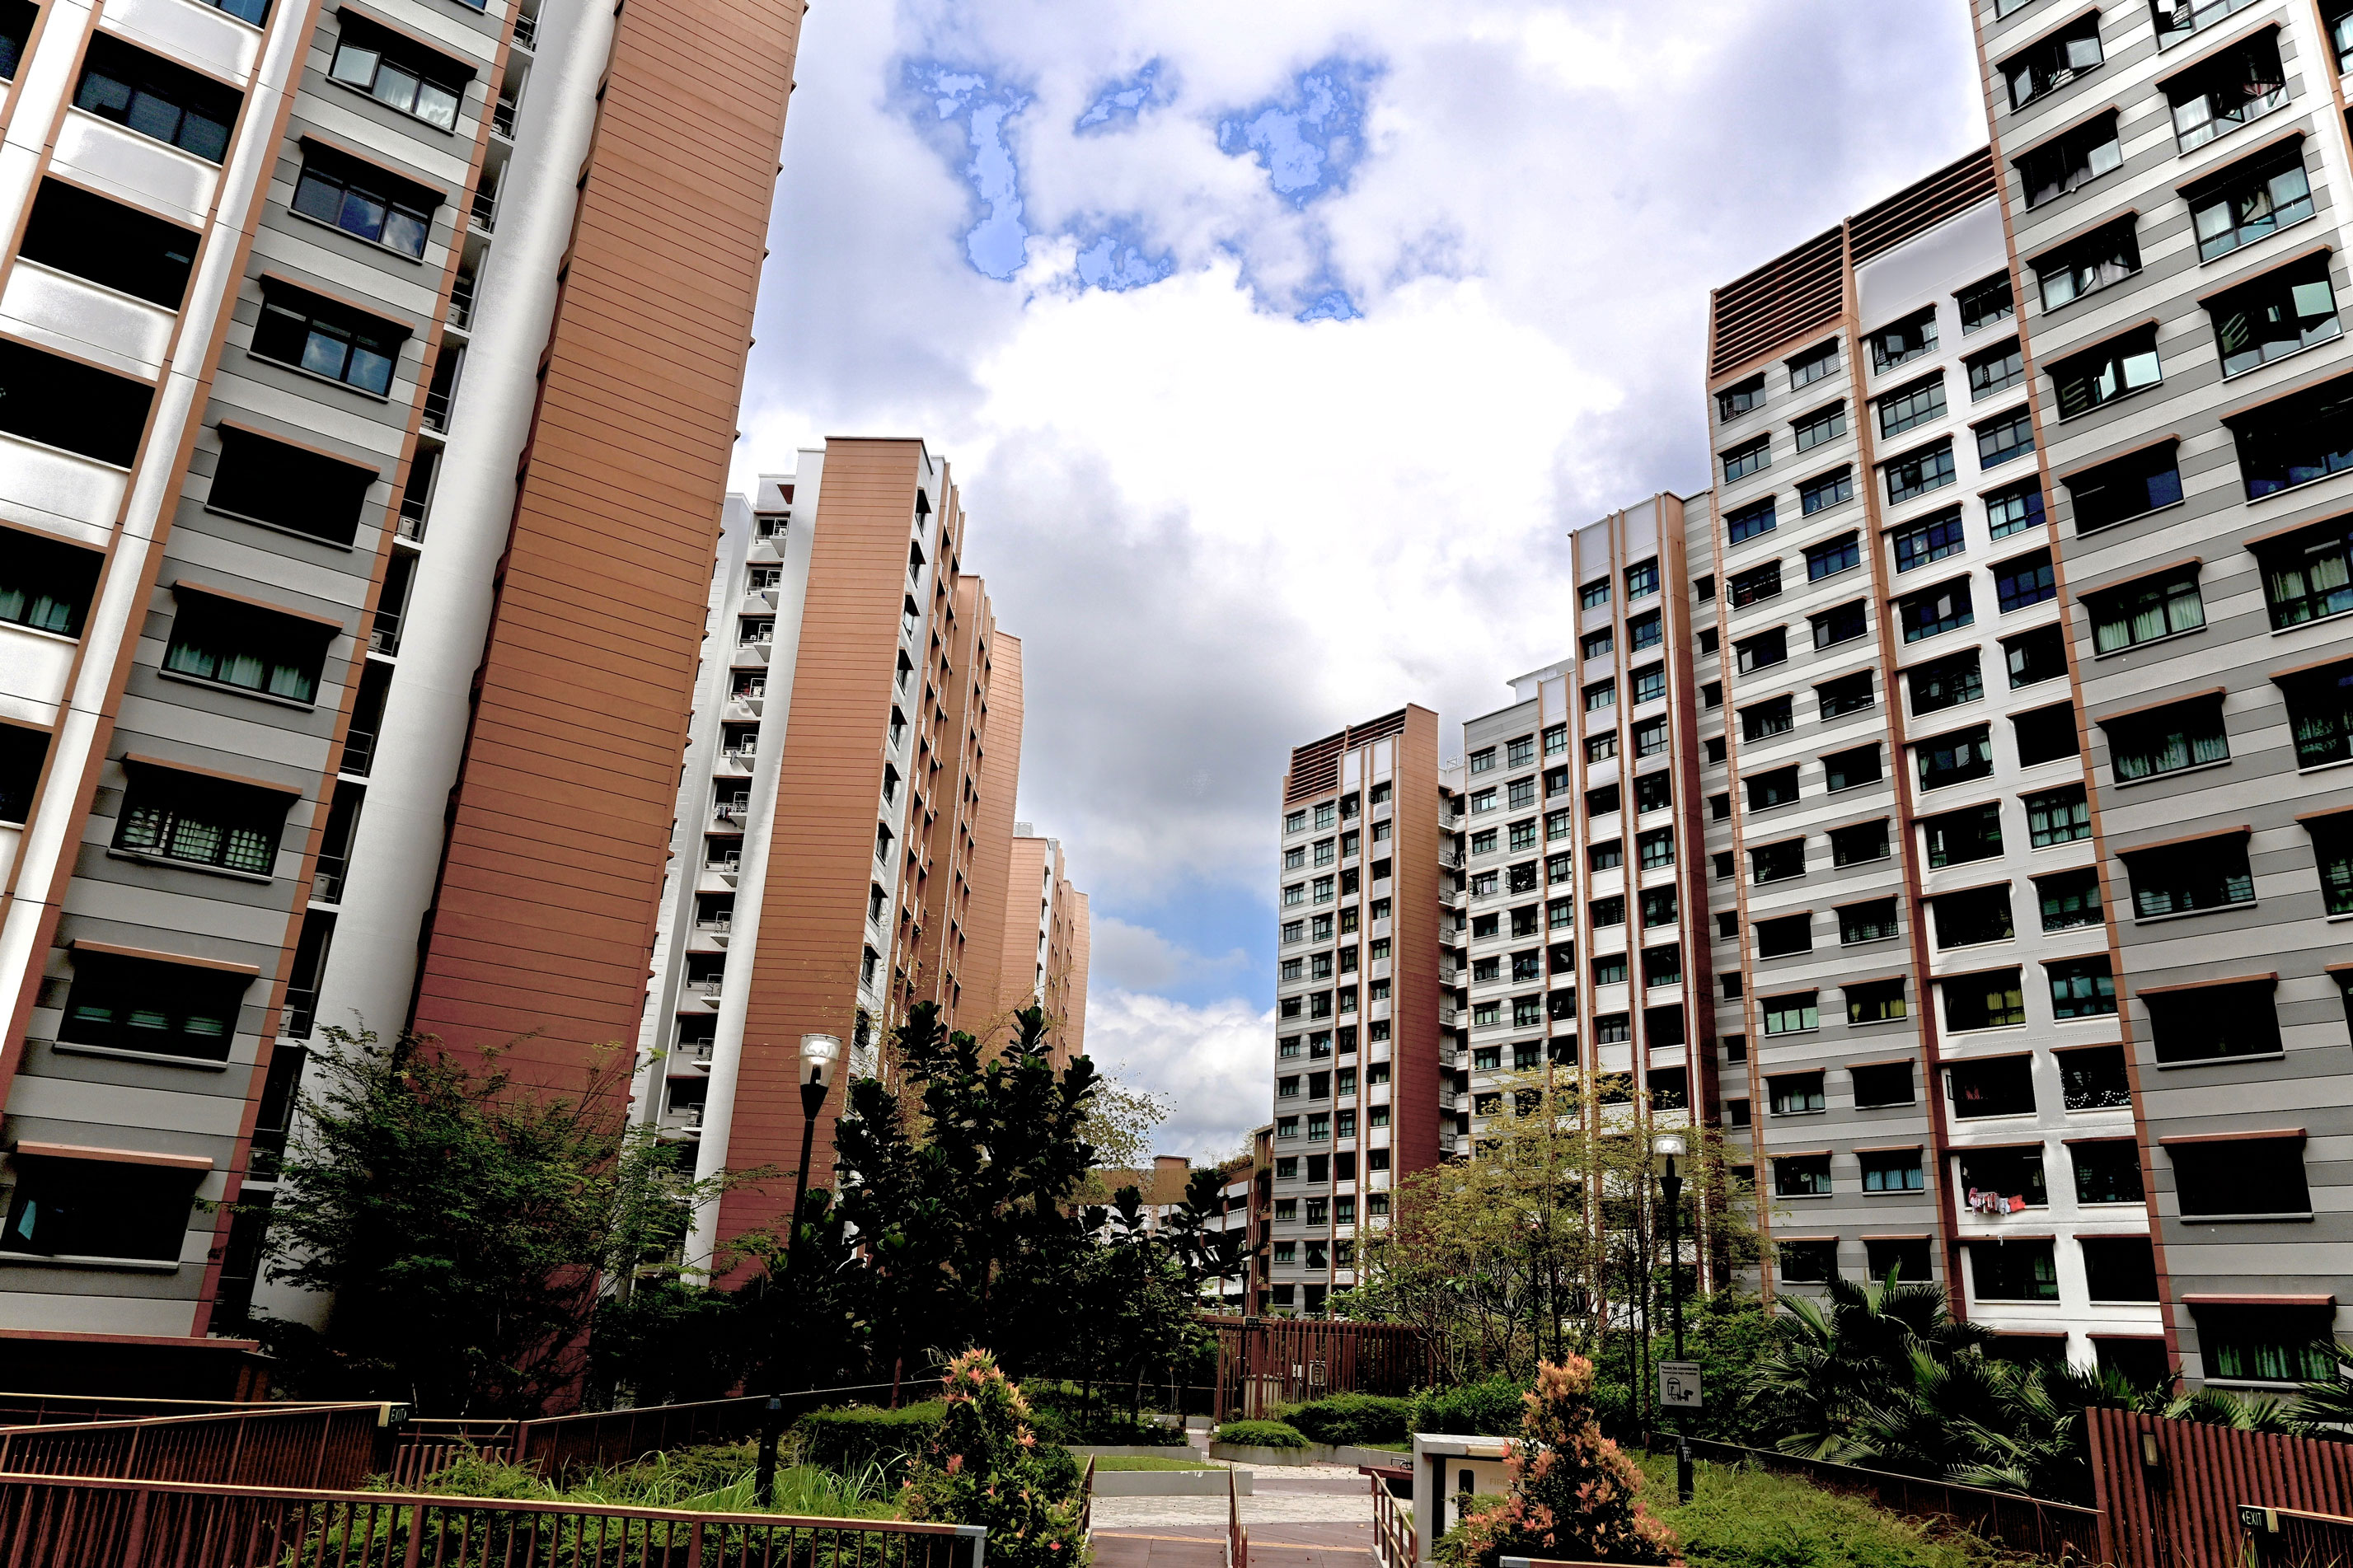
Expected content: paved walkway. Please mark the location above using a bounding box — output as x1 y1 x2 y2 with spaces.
1091 1460 1376 1568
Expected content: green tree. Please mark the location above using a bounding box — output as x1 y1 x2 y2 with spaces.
1440 1355 1677 1567
242 1027 745 1415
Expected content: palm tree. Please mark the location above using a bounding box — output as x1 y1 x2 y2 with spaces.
1742 1268 1991 1458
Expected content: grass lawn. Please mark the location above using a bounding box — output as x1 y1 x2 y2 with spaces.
1358 1440 1412 1453
1635 1455 2023 1568
1089 1454 1226 1471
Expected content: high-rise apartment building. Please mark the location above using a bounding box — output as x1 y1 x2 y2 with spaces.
632 442 1090 1280
0 0 800 1383
997 826 1088 1064
1265 706 1451 1315
1962 0 2353 1383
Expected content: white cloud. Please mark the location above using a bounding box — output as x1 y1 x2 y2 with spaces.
1089 914 1249 995
1082 990 1273 1163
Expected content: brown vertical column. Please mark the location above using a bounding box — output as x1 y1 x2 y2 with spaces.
1390 707 1446 1175
409 0 805 1093
962 634 1025 1039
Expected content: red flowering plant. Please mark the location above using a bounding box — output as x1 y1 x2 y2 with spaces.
1438 1356 1679 1568
903 1350 1090 1568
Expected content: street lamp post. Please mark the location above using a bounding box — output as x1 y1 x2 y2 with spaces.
1654 1131 1692 1505
755 1032 843 1505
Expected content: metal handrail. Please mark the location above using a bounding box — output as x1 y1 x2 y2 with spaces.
0 1402 395 1491
1227 1464 1249 1568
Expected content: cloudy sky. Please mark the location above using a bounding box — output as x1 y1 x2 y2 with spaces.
736 1 1987 1160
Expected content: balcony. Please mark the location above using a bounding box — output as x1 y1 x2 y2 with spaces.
312 856 346 905
470 183 499 233
511 7 537 47
659 1105 703 1137
447 273 476 331
691 978 724 1005
492 98 518 138
693 915 732 947
340 728 376 778
282 987 317 1041
422 387 452 433
668 1038 715 1073
396 494 428 543
368 617 401 656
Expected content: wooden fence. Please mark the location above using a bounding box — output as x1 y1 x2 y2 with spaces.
2249 1504 2353 1568
2087 1407 2353 1568
0 1470 986 1568
0 1402 393 1491
1205 1315 1434 1421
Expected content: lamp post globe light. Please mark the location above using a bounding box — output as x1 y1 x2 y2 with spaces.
1653 1130 1693 1505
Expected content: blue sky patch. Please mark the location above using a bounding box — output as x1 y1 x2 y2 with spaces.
1216 58 1380 208
909 62 1033 280
1073 223 1175 292
1076 59 1167 132
1296 290 1361 323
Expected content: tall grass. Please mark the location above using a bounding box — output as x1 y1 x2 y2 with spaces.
401 1440 906 1519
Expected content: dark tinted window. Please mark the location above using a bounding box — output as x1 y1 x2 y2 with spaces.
18 179 199 307
209 428 377 546
0 338 152 466
75 34 241 162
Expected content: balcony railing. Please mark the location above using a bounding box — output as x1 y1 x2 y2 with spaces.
511 7 537 46
422 389 451 432
368 618 401 656
447 273 476 330
470 184 499 232
492 98 518 138
284 988 317 1040
312 856 346 904
396 494 428 542
340 729 376 777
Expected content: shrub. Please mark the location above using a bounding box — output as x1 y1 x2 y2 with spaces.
1215 1419 1308 1449
1438 1356 1676 1568
1020 1383 1188 1447
903 1351 1088 1568
1643 1454 1999 1568
1282 1393 1413 1448
794 1401 946 1478
1411 1372 1529 1436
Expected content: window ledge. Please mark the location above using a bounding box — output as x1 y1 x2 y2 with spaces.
2028 835 2095 852
49 1040 232 1071
2245 468 2353 507
2111 757 2232 790
2094 625 2205 660
2219 333 2341 385
0 1249 183 1272
0 616 82 647
202 504 359 553
154 667 319 712
2200 210 2320 269
2131 898 2256 926
1863 1187 1929 1197
284 205 432 267
2155 1051 2286 1070
2272 605 2353 639
2181 1212 2314 1224
245 349 396 405
105 848 275 884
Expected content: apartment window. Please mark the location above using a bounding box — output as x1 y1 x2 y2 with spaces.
252 283 408 397
1639 887 1676 929
1579 577 1610 609
207 430 376 552
1319 801 1339 826
1583 679 1615 712
1640 944 1680 987
1985 480 2046 540
1507 820 1537 853
328 16 470 131
1277 1074 1301 1097
1284 810 1306 834
1593 1013 1631 1045
1897 578 1974 644
1721 436 1770 484
2197 1304 2334 1384
1868 308 1938 373
2105 695 2229 784
2053 330 2161 420
2017 112 2121 207
1891 508 1965 574
74 35 240 162
1793 402 1845 452
2048 957 2117 1019
1631 664 1666 704
115 765 293 877
1718 374 1766 420
2166 30 2285 152
1966 339 2024 402
1753 839 1805 883
1862 1149 1924 1194
1631 718 1668 761
1770 1238 1834 1283
1746 765 1800 810
2314 815 2353 915
2024 785 2090 849
2067 443 2185 536
1883 438 1957 504
1589 840 1623 872
1723 498 1778 550
1924 803 2003 867
2154 0 2262 45
1877 375 1946 439
2013 703 2080 768
1755 913 1812 957
2037 868 2103 932
0 337 153 469
1944 971 2027 1034
1712 850 1735 880
2033 218 2140 310
20 179 199 308
1995 552 2051 611
162 593 333 705
1695 574 1717 603
1591 953 1629 986
1626 614 1662 653
2124 831 2253 920
1812 601 1868 650
2054 1047 2130 1115
2149 976 2283 1065
1818 670 1876 718
1 1151 200 1262
58 951 251 1063
1769 1071 1826 1116
2076 1241 2158 1309
2004 13 2102 110
2208 254 2340 377
2191 146 2315 263
1788 339 1840 390
1586 783 1621 820
1909 650 1983 716
2089 567 2205 655
1824 744 1881 793
1742 697 1793 746
1803 534 1860 583
1282 882 1304 907
1832 819 1891 866
1286 845 1308 870
1735 628 1787 674
1915 725 1994 791
1853 1060 1914 1107
1960 1145 2050 1209
2172 1134 2308 1218
1840 897 1898 944
1774 1157 1832 1201
1761 991 1819 1038
1625 559 1659 599
2230 372 2353 499
1634 773 1671 813
1971 1242 2059 1303
1976 409 2036 468
2259 516 2353 630
292 147 439 260
0 530 103 639
1507 734 1537 769
1542 723 1567 758
1469 747 1497 775
1730 559 1782 608
1933 884 2014 948
1541 809 1571 845
0 724 43 824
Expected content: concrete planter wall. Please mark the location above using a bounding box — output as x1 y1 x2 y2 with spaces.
1208 1440 1408 1468
1088 1468 1254 1497
1067 1445 1204 1459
